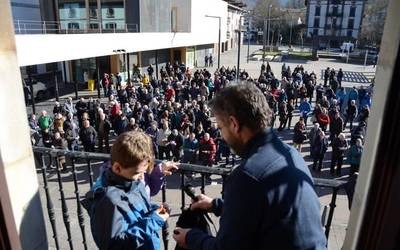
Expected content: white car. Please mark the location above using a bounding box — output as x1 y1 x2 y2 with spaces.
23 79 49 100
340 42 354 52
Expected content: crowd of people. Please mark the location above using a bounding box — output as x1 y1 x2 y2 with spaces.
28 60 372 177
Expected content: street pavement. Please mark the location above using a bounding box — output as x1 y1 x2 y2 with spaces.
32 45 376 250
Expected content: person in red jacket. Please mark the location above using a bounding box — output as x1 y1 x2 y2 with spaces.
166 85 175 101
199 133 216 181
317 108 330 132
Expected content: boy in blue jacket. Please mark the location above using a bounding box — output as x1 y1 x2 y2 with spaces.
83 131 171 250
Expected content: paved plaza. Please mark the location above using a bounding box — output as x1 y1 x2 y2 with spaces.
31 45 376 250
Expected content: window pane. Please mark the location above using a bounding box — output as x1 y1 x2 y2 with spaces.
101 0 125 30
58 0 87 30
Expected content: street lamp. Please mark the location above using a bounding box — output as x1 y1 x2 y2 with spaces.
267 4 272 52
205 15 221 69
289 16 293 47
236 13 249 79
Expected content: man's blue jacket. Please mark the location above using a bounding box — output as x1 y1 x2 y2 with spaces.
186 129 326 250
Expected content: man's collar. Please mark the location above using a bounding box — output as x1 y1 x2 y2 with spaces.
241 128 273 159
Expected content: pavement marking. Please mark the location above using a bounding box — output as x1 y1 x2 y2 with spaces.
320 70 373 84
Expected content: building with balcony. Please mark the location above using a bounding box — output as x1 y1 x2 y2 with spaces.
225 1 246 52
11 0 243 87
305 0 365 48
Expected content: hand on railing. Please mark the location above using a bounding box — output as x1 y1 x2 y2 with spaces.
161 161 179 176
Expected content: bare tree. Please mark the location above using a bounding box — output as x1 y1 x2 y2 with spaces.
359 0 389 46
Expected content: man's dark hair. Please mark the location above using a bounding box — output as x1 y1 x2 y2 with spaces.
209 82 272 131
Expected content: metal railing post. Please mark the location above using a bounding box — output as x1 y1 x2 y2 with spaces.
40 154 60 249
71 158 88 250
17 20 21 34
43 21 46 34
55 153 74 250
161 179 169 250
86 159 94 188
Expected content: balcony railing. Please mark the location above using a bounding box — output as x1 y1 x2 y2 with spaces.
13 19 139 35
32 146 348 249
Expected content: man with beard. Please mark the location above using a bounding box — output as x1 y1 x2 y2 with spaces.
173 83 326 250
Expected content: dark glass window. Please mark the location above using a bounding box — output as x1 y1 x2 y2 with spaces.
58 0 86 30
347 30 353 37
348 19 354 29
315 6 321 16
350 7 356 17
101 0 125 30
314 18 320 27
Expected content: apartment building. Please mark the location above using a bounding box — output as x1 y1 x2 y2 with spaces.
306 0 365 48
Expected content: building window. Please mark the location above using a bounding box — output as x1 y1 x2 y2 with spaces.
315 6 321 16
58 1 87 30
89 8 98 19
348 19 354 29
46 63 58 72
101 0 124 30
350 6 356 17
314 18 320 27
105 22 116 29
68 7 77 18
347 30 353 37
332 0 341 4
106 8 114 18
89 23 99 29
68 22 80 29
333 6 338 15
313 29 318 35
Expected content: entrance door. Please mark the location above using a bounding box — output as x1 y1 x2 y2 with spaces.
173 50 181 63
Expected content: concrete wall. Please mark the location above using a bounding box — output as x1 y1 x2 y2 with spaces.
1 1 47 249
172 0 191 32
140 0 172 32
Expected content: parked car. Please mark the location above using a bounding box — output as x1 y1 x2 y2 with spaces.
340 42 355 52
23 79 49 101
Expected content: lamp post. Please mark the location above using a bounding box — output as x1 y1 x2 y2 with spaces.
267 4 272 52
236 15 245 79
205 15 221 69
289 16 293 47
263 19 267 63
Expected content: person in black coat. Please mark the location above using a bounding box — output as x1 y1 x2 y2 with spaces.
331 133 348 176
97 113 112 153
79 120 97 152
75 97 88 128
312 130 328 171
329 112 344 142
167 129 184 161
345 100 358 130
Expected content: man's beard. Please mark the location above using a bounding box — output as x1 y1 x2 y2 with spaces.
227 137 246 158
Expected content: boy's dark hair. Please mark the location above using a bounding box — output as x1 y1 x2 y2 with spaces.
209 82 272 131
111 131 154 170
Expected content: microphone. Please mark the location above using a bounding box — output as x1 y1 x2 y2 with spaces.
183 184 198 201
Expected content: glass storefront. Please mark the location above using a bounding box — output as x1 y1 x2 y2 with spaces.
57 0 125 31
